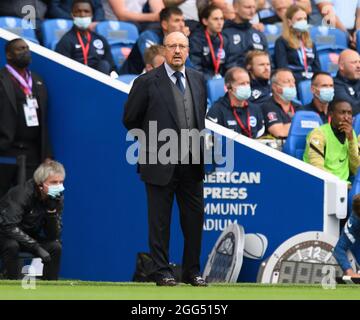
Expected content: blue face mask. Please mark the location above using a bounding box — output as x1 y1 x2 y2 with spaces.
47 184 65 198
292 20 309 32
73 16 92 30
280 86 297 102
234 85 252 101
317 87 334 103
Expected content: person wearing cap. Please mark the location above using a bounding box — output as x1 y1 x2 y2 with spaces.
334 194 360 278
206 67 265 138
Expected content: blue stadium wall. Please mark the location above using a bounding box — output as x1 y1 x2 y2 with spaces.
0 32 350 282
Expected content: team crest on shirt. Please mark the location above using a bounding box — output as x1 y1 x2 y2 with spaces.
93 39 104 49
233 34 241 45
252 33 261 44
250 116 257 127
267 112 278 122
218 48 226 60
349 87 355 95
252 89 262 100
203 46 210 56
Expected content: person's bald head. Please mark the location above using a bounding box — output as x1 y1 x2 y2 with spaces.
338 49 360 80
163 32 189 70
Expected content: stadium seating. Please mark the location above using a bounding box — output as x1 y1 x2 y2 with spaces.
310 26 348 54
0 16 38 43
207 77 225 106
282 111 323 159
263 23 282 59
353 113 360 136
318 51 339 76
297 80 313 105
117 74 138 84
41 19 73 50
95 21 139 69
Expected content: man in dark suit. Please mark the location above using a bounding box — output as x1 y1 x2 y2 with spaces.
123 31 207 287
0 38 51 198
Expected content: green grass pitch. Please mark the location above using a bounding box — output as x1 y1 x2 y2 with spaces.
0 281 360 300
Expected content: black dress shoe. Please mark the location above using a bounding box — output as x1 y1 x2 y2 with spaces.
184 276 208 287
156 277 177 286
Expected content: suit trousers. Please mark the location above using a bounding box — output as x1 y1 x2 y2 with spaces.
145 163 204 281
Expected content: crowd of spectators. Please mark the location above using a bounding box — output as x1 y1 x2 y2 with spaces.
1 0 360 183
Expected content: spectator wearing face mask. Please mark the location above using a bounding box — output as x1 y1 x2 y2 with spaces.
55 0 115 74
0 160 65 280
274 5 321 85
299 72 334 124
206 67 265 138
262 68 301 138
48 0 105 31
0 38 52 198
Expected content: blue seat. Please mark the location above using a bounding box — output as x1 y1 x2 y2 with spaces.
207 78 225 106
41 19 73 50
263 23 282 59
282 111 323 159
0 16 38 43
297 80 313 105
310 26 348 53
318 51 339 76
117 74 138 84
95 21 139 46
96 21 139 69
353 113 360 136
356 30 360 54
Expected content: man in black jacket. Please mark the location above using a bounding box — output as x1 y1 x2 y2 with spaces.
123 31 207 287
0 38 52 198
0 160 65 280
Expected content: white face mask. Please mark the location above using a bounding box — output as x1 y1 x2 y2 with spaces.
73 16 92 30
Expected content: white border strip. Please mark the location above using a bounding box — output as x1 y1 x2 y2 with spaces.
0 28 131 94
205 119 345 183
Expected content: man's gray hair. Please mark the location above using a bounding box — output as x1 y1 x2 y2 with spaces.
33 160 65 184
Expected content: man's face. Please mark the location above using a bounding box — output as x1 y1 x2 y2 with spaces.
311 74 334 97
164 32 189 70
162 14 186 33
6 39 31 68
248 54 271 80
229 70 250 97
339 51 360 80
331 102 353 129
41 174 65 195
72 2 93 17
234 0 257 21
203 8 224 34
272 71 296 95
272 0 291 19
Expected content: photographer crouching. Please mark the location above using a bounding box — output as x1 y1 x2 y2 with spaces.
0 160 65 280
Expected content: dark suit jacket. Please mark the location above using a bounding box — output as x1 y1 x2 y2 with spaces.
123 64 207 186
0 68 51 161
